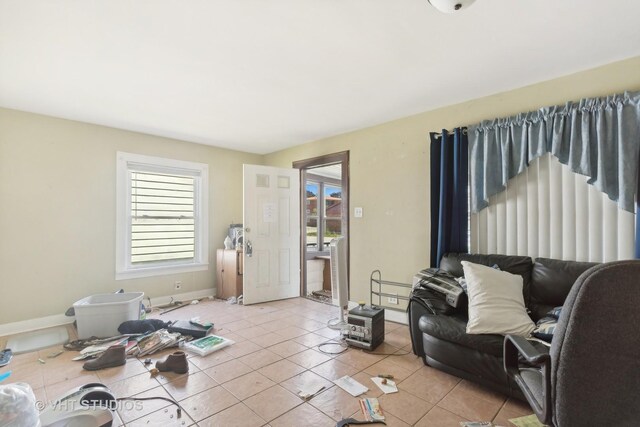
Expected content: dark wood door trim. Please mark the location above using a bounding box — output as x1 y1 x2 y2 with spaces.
293 151 350 301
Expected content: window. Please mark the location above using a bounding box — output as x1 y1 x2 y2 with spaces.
323 184 342 244
306 182 320 251
305 178 342 252
116 152 208 280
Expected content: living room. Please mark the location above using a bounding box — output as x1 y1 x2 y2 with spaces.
1 1 639 426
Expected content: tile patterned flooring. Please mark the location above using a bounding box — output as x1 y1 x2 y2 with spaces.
1 297 534 426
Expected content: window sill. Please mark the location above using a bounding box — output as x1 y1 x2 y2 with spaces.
116 262 209 281
305 250 329 260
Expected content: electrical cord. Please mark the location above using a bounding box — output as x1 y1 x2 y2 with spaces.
317 337 349 355
326 318 345 330
320 313 350 354
117 396 183 419
316 334 411 357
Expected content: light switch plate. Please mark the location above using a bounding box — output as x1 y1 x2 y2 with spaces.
354 207 363 218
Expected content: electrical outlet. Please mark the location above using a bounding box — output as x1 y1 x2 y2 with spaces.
174 281 182 291
388 296 398 305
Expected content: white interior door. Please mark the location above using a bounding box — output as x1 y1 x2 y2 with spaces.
243 164 300 304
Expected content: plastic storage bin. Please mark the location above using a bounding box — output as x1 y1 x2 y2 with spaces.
73 292 144 339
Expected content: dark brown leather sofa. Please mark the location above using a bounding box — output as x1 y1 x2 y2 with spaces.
408 252 597 399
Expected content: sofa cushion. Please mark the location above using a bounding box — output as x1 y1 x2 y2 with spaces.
530 258 598 320
440 253 533 305
462 261 535 336
418 313 504 357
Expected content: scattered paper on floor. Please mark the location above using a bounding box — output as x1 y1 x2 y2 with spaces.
508 414 547 427
371 377 398 394
298 384 325 400
334 375 368 397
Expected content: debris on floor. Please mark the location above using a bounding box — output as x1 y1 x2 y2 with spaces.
309 290 333 304
117 319 170 335
0 349 12 367
459 422 493 427
336 417 385 427
65 334 135 351
371 376 398 394
507 414 547 427
47 350 64 358
182 335 233 356
133 329 184 357
360 397 385 422
65 310 220 362
82 344 126 371
167 319 213 338
72 337 130 361
67 328 189 361
334 375 368 397
298 384 325 401
155 351 189 374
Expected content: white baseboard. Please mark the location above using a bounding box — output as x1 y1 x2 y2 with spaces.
0 314 74 338
0 288 217 338
143 288 216 309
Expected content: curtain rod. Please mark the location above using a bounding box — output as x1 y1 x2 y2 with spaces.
433 127 467 138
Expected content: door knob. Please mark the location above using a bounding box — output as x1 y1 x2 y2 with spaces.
246 240 253 257
245 227 251 233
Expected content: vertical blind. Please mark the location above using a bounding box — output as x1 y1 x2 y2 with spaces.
470 154 636 262
130 171 196 264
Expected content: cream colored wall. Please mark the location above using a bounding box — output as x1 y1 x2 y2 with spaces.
264 56 640 306
0 109 262 324
3 57 639 325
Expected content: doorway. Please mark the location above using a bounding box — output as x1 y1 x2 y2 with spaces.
293 151 349 304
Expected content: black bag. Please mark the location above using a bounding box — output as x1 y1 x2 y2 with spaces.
410 287 454 316
118 319 170 335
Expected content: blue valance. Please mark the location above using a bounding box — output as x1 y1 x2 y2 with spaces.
468 91 640 213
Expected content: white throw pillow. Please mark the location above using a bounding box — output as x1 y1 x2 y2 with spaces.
462 261 534 336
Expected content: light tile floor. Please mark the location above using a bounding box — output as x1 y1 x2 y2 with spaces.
1 297 534 426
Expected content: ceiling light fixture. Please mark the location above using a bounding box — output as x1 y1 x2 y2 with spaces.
428 0 476 13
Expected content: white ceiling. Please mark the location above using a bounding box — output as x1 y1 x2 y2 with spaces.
1 1 640 155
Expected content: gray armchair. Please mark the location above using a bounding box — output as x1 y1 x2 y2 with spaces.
504 260 640 427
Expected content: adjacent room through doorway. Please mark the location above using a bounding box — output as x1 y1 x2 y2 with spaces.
293 152 349 305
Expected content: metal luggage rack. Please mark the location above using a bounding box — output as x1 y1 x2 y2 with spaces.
370 270 412 312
